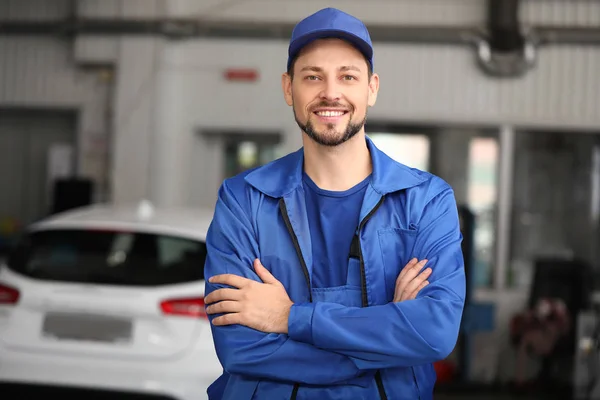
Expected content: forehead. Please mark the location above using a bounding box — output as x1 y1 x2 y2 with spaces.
294 38 368 72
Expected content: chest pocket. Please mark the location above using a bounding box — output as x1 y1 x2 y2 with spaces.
377 227 419 301
311 234 363 308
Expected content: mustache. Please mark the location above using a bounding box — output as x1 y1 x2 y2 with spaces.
310 101 352 112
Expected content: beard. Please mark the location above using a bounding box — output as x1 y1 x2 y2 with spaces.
294 102 367 147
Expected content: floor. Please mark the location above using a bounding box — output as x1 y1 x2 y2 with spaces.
434 382 578 400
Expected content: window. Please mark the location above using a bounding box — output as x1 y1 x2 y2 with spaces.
467 137 499 288
7 229 207 286
224 138 283 179
369 133 430 171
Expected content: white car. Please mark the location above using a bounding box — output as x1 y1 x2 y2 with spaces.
0 201 222 399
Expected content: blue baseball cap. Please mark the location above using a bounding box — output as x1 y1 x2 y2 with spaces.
287 8 373 72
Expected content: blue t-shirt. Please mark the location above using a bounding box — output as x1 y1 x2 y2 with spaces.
303 172 371 288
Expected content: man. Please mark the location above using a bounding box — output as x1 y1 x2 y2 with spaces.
203 7 466 400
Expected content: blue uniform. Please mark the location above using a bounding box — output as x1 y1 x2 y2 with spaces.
204 137 466 400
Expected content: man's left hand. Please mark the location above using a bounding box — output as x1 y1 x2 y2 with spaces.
205 259 293 334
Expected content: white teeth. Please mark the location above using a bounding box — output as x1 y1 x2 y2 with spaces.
316 111 345 117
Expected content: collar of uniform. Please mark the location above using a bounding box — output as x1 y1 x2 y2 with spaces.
244 136 427 198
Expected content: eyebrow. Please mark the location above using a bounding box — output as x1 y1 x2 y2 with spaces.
299 65 362 73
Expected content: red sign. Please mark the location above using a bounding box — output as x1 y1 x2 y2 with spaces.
224 68 259 82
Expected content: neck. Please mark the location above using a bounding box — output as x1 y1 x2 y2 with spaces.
303 132 372 191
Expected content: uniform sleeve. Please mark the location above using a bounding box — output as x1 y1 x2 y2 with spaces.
288 185 466 370
204 180 373 384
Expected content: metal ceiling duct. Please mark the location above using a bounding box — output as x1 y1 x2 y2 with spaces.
488 0 524 52
474 0 537 78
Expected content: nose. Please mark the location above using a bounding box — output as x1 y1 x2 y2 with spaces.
318 79 341 102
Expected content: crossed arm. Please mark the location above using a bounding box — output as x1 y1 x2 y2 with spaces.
203 181 466 384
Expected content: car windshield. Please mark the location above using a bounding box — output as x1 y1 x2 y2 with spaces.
6 228 206 286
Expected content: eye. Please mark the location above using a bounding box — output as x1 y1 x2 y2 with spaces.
342 75 357 81
305 75 320 81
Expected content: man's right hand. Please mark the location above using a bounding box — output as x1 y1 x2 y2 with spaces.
393 258 431 302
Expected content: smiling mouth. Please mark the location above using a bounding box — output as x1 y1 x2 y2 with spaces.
313 110 349 117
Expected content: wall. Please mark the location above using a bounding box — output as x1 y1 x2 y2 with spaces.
109 38 165 206
0 0 166 204
0 36 111 201
145 38 600 209
74 0 167 205
0 0 112 200
165 0 600 27
166 0 484 25
6 0 597 208
0 0 71 20
3 0 598 205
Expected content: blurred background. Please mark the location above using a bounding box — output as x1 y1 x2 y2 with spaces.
0 0 599 399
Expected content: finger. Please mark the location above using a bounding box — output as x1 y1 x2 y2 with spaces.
395 259 418 294
397 258 427 284
204 288 242 304
254 259 279 285
395 266 430 302
397 259 428 286
211 313 243 326
406 280 429 301
401 267 432 299
208 274 253 288
395 260 428 300
400 268 432 301
205 300 243 315
397 258 419 280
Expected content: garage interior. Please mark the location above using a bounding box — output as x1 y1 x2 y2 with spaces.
0 0 600 399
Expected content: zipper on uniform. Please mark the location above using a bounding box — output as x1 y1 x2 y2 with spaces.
357 196 385 308
290 383 300 400
280 197 389 400
279 199 312 302
375 371 388 400
411 367 421 399
356 196 387 400
279 198 312 400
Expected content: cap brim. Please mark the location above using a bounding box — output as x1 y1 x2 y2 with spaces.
287 29 373 71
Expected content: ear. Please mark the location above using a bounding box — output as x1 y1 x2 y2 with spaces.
282 73 293 106
367 72 380 107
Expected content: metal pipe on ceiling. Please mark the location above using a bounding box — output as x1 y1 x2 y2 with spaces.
487 0 523 53
475 0 536 78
